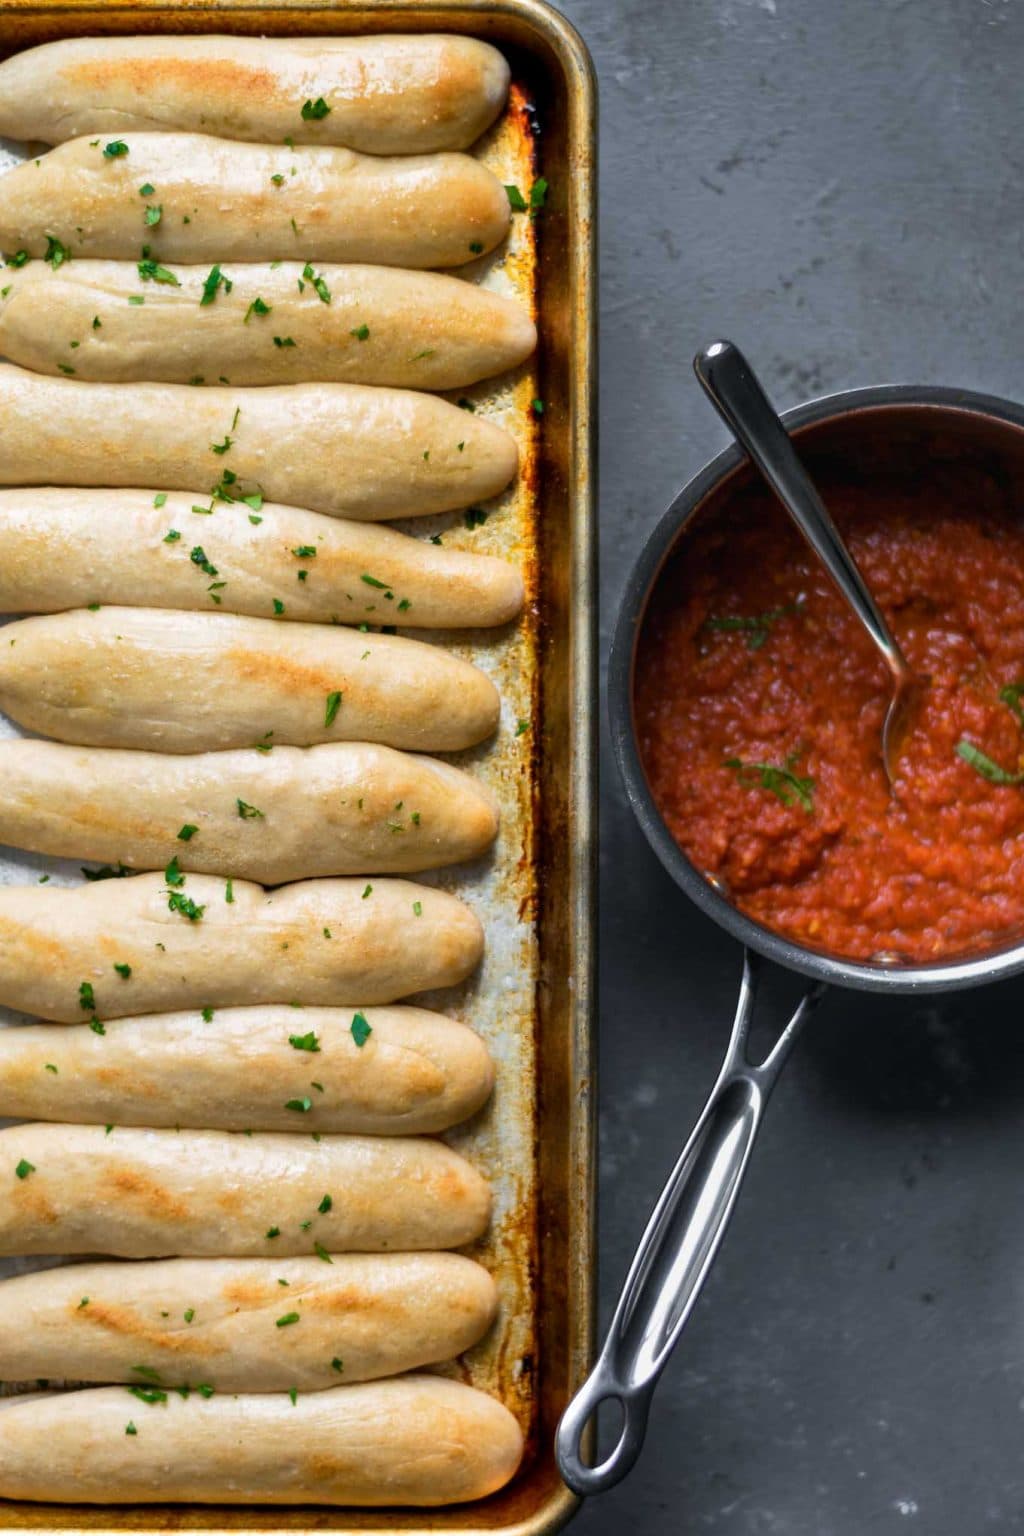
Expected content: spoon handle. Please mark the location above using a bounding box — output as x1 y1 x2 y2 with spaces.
693 340 907 685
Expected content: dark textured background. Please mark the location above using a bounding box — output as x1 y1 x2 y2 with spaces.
553 0 1024 1530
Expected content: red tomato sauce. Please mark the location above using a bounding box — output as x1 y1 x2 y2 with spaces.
635 462 1024 963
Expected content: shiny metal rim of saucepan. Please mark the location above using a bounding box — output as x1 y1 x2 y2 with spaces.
555 382 1024 1499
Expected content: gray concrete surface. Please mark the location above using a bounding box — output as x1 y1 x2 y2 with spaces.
555 0 1024 1529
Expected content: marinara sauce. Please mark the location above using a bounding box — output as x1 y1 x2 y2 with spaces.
635 462 1024 962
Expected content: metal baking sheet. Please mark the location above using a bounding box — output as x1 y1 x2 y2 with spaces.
0 3 595 1534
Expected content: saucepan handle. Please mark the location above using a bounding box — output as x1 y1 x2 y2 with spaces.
556 950 824 1497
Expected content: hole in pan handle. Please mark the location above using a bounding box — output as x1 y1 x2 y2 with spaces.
555 950 826 1496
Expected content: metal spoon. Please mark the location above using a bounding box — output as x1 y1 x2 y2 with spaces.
693 339 925 788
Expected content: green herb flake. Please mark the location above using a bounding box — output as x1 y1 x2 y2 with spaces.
79 980 96 1012
143 204 162 227
289 1031 321 1053
300 97 332 121
90 1019 106 1035
244 296 272 323
955 739 1024 785
505 183 528 211
532 398 545 416
301 262 331 303
361 883 372 899
360 573 387 589
102 140 130 158
200 264 233 306
412 900 423 916
318 1193 332 1213
183 1308 195 1324
225 878 234 904
324 690 343 727
14 1157 35 1180
331 1357 343 1373
469 240 484 254
126 1421 138 1436
529 176 549 216
289 1388 298 1406
190 545 218 577
313 1241 333 1264
273 335 296 348
285 1096 313 1114
164 855 184 887
139 182 155 197
167 890 205 922
704 597 806 651
266 1226 280 1239
350 1012 372 1049
516 718 530 736
725 750 816 812
44 1063 58 1074
137 258 179 286
177 823 199 842
113 962 132 979
350 323 370 341
236 798 264 820
465 507 488 529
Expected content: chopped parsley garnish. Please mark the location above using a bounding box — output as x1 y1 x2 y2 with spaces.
331 1357 343 1373
167 890 205 922
139 182 154 197
113 963 132 978
412 900 422 916
5 250 29 268
293 545 316 558
505 183 528 211
190 545 218 576
125 1421 138 1436
154 492 168 508
300 97 331 120
704 598 805 651
409 348 435 362
236 798 264 819
165 855 185 887
289 1388 298 1406
532 398 545 416
266 1226 280 1239
314 1242 332 1264
143 205 162 227
44 1063 58 1074
289 1031 321 1053
271 173 285 186
177 824 198 841
301 263 331 304
45 236 70 269
955 739 1024 785
225 878 234 904
131 1365 161 1382
361 884 372 899
530 177 549 216
465 507 488 529
79 980 96 1012
273 598 285 615
725 750 815 812
184 1308 195 1323
210 434 232 456
360 573 387 589
128 295 145 305
163 529 180 544
469 240 484 254
350 1012 372 1048
127 1386 167 1405
1000 682 1024 729
14 1158 35 1180
244 296 271 323
273 335 296 348
350 324 370 341
285 1096 313 1113
200 264 233 306
318 1193 332 1213
90 1019 106 1035
324 690 342 727
102 140 130 158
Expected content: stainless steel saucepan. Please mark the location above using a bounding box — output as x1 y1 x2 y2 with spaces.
556 382 1024 1496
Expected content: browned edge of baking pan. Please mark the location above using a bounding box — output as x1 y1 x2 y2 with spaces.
0 2 597 1534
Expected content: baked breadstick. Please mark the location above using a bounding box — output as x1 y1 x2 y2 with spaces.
0 262 536 387
0 608 500 753
0 1377 523 1505
0 34 510 153
0 489 523 627
0 1005 494 1134
0 872 483 1022
0 1123 491 1256
0 740 498 882
0 365 517 520
0 133 510 267
0 1253 497 1389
